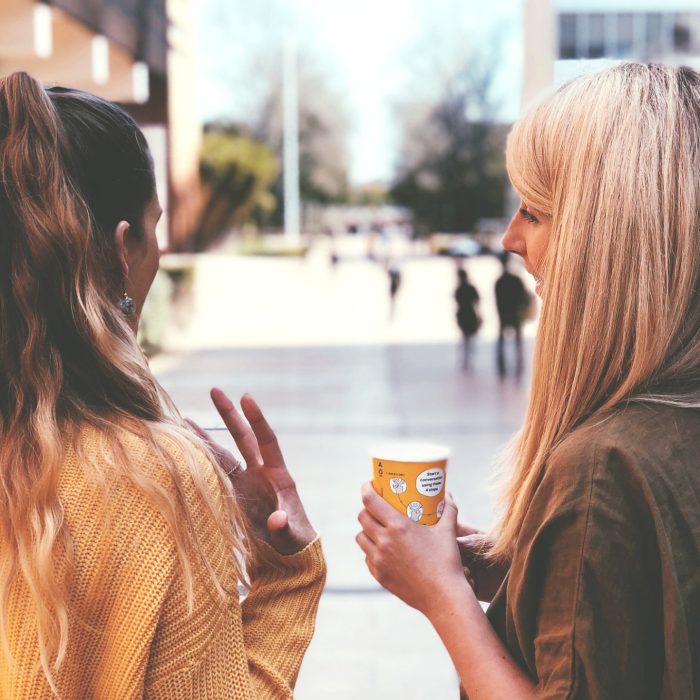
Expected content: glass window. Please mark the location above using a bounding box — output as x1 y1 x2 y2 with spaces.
559 13 577 59
615 13 635 57
673 14 692 54
588 13 606 58
691 14 700 53
645 12 663 58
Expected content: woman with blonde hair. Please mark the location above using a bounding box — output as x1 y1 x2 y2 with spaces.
0 71 325 699
358 62 700 698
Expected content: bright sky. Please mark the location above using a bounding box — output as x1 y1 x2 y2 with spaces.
197 0 522 185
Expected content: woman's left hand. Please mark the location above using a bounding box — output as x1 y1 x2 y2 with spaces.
188 390 317 556
356 482 469 617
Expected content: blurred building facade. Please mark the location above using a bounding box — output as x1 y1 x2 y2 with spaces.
0 0 201 250
522 0 700 109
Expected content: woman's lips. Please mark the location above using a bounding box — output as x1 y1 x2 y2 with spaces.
524 263 544 295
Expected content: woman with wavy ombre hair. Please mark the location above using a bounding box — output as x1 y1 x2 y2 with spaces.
0 72 325 699
358 63 700 698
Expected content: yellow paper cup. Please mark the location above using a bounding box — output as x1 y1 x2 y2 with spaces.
371 443 450 526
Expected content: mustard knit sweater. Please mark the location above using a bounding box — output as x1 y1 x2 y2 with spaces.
1 428 327 699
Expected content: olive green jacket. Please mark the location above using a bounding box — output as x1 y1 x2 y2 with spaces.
487 403 700 698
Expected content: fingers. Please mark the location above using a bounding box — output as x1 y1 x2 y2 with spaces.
355 530 377 558
456 522 483 538
267 510 289 532
185 418 210 441
186 416 242 477
239 394 286 470
267 510 291 551
457 534 487 549
437 491 458 531
357 507 384 544
210 388 262 468
266 510 307 555
356 532 383 584
457 534 489 568
360 481 399 527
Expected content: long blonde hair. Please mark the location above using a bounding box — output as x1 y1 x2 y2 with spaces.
492 63 700 560
0 72 249 691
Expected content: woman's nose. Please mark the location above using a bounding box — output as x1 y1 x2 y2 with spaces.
501 219 524 256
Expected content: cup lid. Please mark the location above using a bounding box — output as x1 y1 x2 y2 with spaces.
369 442 450 463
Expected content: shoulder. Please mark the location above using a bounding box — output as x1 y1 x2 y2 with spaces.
112 424 221 499
547 401 698 476
66 424 240 598
61 424 223 546
534 402 700 521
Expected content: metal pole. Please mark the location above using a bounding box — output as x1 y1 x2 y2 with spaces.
283 36 301 244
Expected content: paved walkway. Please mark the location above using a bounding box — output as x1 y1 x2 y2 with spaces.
149 239 535 699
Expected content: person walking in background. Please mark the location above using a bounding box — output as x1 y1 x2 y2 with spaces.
0 72 325 699
454 268 481 370
495 251 530 379
387 260 402 320
358 63 700 697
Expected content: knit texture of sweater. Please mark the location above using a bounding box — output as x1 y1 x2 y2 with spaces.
1 427 327 699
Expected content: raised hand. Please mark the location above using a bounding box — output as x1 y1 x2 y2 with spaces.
194 389 317 555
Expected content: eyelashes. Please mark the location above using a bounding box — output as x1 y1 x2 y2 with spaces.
519 208 539 224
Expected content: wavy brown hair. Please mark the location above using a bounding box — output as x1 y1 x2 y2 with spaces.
0 72 249 691
492 63 700 560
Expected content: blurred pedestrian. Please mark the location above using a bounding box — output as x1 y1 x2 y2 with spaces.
455 268 481 370
358 64 700 698
327 228 340 270
387 261 402 320
495 252 531 378
0 72 324 698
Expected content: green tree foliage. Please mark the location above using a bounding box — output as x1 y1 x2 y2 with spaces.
390 48 508 235
198 0 351 230
194 125 279 250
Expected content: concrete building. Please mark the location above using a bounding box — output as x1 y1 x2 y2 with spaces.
522 0 700 110
0 0 201 250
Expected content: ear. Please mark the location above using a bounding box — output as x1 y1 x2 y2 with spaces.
113 220 131 280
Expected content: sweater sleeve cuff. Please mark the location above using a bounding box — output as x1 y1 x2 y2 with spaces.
249 536 326 582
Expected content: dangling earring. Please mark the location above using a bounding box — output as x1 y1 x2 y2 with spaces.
118 292 135 318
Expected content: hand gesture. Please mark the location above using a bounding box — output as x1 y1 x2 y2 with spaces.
190 389 316 556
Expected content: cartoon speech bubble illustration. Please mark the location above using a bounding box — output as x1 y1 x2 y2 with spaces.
415 468 445 497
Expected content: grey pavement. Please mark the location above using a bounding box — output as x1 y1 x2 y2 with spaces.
149 240 534 699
